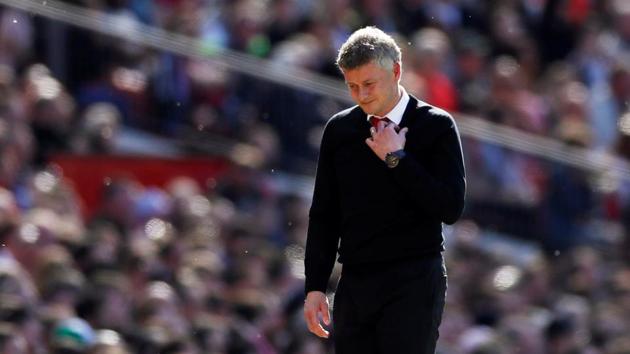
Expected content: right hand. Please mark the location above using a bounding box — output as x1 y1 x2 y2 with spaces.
303 291 331 338
366 120 408 161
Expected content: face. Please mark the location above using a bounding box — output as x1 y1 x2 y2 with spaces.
343 60 401 117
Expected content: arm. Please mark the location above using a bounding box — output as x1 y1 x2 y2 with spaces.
391 116 466 224
304 119 341 338
366 114 466 224
304 119 342 293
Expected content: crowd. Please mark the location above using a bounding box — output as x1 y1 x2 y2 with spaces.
0 0 630 353
2 166 630 353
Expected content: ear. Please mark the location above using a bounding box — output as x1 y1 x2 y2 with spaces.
393 62 402 81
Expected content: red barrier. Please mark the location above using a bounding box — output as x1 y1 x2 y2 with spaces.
51 155 231 217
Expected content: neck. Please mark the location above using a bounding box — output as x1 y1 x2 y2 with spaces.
379 85 403 116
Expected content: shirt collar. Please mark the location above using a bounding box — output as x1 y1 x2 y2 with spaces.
367 86 409 126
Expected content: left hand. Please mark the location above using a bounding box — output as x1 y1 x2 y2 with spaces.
365 120 408 161
304 291 331 338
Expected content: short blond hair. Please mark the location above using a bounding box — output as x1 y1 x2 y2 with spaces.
336 26 402 71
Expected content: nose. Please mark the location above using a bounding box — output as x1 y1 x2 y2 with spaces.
358 86 369 101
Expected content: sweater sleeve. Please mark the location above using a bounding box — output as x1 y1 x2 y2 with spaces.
304 119 342 294
391 113 466 225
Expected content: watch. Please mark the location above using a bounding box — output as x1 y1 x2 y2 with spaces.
385 149 406 168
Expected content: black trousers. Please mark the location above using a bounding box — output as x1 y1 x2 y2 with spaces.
332 255 447 354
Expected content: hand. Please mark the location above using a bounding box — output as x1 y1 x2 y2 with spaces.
303 291 331 338
365 120 409 161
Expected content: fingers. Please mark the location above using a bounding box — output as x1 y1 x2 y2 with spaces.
375 121 401 134
304 294 330 338
304 307 330 338
371 124 395 139
384 122 404 133
367 124 407 157
321 301 331 325
314 323 330 338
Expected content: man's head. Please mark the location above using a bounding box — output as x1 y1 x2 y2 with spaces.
337 27 403 117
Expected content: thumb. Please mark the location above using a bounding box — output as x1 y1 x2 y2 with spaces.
320 301 330 325
400 127 409 138
365 138 375 149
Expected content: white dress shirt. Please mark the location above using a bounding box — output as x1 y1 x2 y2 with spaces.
367 86 410 126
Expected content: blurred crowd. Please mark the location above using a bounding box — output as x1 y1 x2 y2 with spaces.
1 0 630 353
1 167 630 354
0 166 324 353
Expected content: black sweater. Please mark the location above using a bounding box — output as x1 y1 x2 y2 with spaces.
304 95 466 294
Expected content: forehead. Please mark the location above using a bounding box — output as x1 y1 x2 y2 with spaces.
342 61 389 83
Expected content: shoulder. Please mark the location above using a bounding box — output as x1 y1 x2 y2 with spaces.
325 105 363 130
411 96 458 130
331 105 363 122
319 105 363 146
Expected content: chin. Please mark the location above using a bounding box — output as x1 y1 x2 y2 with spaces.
360 105 376 115
359 102 375 113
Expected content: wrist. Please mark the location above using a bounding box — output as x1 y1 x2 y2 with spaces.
385 149 406 168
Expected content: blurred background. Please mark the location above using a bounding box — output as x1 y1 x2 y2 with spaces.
0 0 629 353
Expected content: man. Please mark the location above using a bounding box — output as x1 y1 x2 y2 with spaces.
303 26 466 354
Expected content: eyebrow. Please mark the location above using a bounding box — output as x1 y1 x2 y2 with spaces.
346 79 375 85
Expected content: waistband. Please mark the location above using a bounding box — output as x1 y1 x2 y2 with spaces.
341 252 442 276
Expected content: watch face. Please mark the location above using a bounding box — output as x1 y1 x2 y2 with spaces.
386 154 399 168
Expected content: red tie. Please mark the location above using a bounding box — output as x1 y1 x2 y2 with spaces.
369 116 390 129
370 116 400 132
